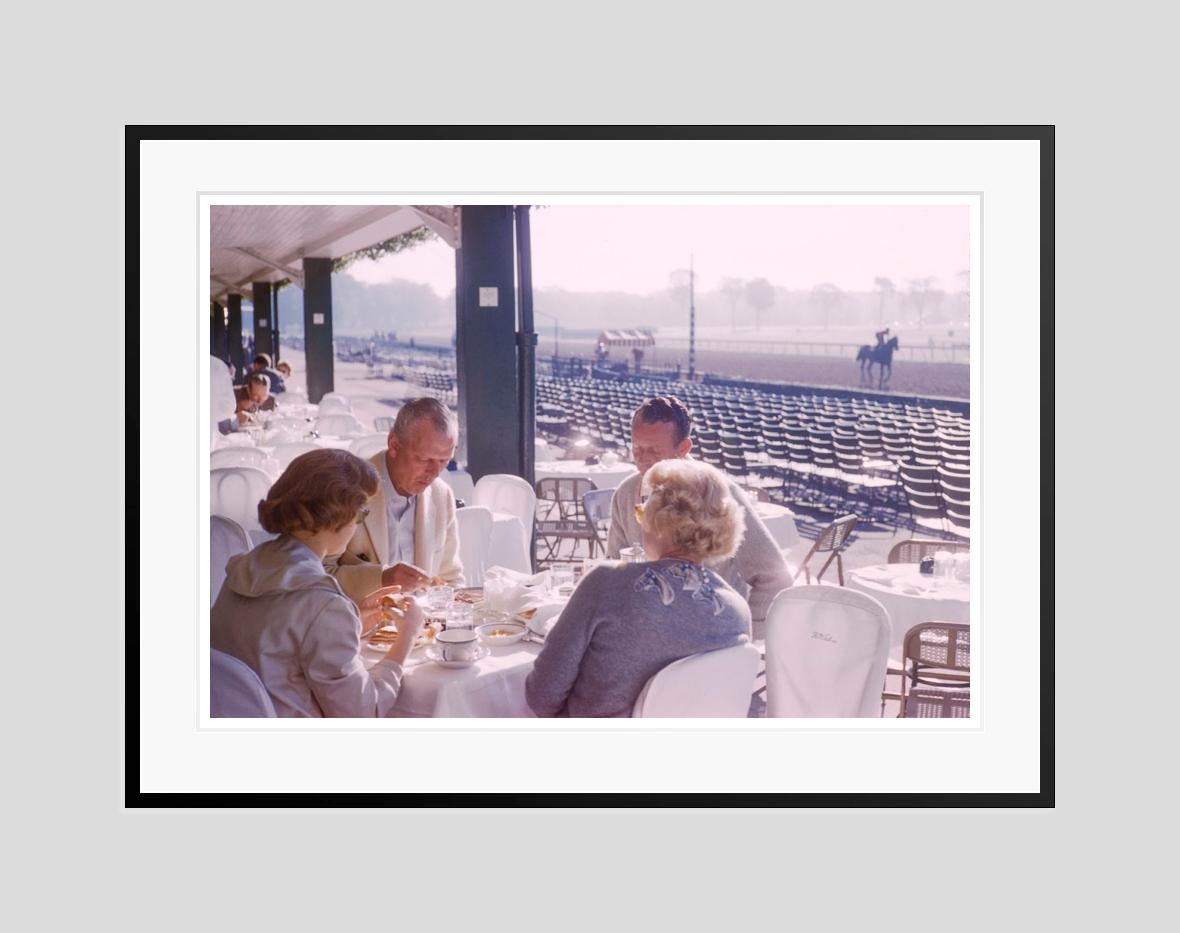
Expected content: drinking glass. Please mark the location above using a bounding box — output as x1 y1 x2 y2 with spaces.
425 584 454 628
550 563 576 598
446 600 474 631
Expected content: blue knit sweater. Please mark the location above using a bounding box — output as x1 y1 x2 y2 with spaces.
525 559 751 717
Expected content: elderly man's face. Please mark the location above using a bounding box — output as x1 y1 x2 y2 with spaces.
247 382 269 405
387 422 456 496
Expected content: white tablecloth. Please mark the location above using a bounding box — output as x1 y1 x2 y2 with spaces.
534 459 637 490
488 510 531 573
845 563 970 661
754 502 800 549
363 640 541 717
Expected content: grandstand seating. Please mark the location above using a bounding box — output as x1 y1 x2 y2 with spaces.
533 374 970 541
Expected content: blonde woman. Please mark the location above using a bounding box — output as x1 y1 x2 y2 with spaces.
525 459 751 717
212 449 425 717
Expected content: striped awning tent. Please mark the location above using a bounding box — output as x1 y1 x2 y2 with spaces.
598 329 655 348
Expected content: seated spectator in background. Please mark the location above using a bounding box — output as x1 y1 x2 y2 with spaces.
325 397 464 602
211 449 425 717
276 360 292 382
526 459 751 717
245 353 286 393
234 373 277 424
607 396 792 630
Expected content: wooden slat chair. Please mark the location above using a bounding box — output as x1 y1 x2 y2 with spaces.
899 622 971 718
888 539 969 563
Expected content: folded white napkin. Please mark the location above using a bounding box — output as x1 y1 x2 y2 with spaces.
482 566 552 615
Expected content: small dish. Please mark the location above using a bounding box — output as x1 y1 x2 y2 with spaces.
476 621 527 646
424 643 489 668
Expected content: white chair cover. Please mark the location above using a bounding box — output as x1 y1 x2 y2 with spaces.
210 356 237 446
440 468 476 503
373 415 395 432
270 442 320 472
210 466 273 534
315 413 365 437
632 643 761 717
348 433 390 459
764 585 892 718
472 474 537 538
455 506 494 585
210 515 252 604
210 649 276 718
211 447 269 470
317 396 352 415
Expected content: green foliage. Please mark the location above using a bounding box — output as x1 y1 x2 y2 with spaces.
332 227 438 273
269 227 438 291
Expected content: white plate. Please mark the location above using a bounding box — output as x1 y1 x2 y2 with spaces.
424 643 489 668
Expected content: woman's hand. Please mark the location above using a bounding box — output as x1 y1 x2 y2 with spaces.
357 584 404 634
392 594 426 645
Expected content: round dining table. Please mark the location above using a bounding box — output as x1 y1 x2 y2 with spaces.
753 501 800 549
844 563 970 660
534 458 638 490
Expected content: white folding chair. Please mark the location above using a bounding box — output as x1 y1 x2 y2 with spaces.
764 585 892 717
211 447 269 470
210 649 276 718
315 413 365 436
210 466 273 535
472 474 537 540
348 433 390 459
455 506 494 585
373 415 395 433
210 514 252 604
270 442 320 472
632 643 762 717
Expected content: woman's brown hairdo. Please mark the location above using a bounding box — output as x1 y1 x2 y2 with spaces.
257 448 378 535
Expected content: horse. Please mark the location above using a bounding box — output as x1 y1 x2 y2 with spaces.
856 335 900 389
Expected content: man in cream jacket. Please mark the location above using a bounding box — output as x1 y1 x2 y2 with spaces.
326 398 464 603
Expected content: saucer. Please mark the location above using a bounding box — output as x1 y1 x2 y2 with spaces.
424 644 489 668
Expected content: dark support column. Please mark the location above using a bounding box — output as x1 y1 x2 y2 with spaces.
302 258 335 403
514 206 537 489
227 293 244 382
252 282 275 364
271 285 281 363
454 206 520 482
210 301 227 362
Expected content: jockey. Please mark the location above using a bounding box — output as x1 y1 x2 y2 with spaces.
875 326 891 347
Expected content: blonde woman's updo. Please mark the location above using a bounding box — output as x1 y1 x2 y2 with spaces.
257 448 378 535
639 459 745 564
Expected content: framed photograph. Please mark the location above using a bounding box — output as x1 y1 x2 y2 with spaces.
131 127 1051 805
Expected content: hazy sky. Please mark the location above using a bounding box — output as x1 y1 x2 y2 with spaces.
345 204 970 296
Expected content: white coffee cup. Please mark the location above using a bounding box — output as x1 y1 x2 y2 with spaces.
436 628 479 661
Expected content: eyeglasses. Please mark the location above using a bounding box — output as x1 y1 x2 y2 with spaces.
356 506 371 525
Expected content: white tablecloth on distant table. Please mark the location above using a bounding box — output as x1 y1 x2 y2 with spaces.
534 459 637 490
753 501 800 549
363 640 541 717
845 563 970 661
488 510 531 573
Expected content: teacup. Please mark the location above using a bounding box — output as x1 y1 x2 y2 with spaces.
435 628 479 662
620 545 646 563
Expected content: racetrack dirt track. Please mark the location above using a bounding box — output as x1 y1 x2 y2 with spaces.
555 340 969 400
